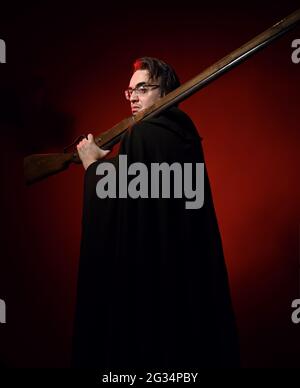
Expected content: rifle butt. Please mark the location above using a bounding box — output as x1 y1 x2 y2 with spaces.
24 153 79 185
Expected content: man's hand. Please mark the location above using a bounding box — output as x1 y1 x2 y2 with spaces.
77 133 110 170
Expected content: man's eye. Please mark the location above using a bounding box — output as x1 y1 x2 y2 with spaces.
138 87 147 93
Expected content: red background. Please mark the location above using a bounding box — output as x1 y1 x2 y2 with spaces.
0 1 299 367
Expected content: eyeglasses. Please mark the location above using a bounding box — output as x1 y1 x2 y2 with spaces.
124 84 160 100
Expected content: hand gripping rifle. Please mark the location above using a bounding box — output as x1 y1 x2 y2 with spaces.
24 9 300 185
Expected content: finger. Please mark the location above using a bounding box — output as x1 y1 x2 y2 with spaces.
87 133 94 142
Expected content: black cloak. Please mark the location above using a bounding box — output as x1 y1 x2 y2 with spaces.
72 107 240 368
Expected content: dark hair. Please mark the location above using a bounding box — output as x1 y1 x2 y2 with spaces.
133 57 180 96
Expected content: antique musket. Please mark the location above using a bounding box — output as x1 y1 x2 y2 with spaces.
24 9 300 185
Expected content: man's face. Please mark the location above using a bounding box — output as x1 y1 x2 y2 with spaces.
128 70 161 115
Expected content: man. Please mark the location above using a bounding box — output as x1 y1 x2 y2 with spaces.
73 57 240 368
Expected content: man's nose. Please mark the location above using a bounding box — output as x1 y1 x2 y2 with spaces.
130 92 139 103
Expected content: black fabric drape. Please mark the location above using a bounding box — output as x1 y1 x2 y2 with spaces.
72 107 240 368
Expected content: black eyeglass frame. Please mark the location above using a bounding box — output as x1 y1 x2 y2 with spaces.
124 84 160 100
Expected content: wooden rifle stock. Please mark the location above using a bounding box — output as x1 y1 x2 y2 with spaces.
24 8 300 185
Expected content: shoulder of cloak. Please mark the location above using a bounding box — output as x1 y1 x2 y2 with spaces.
119 107 203 164
135 106 202 141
